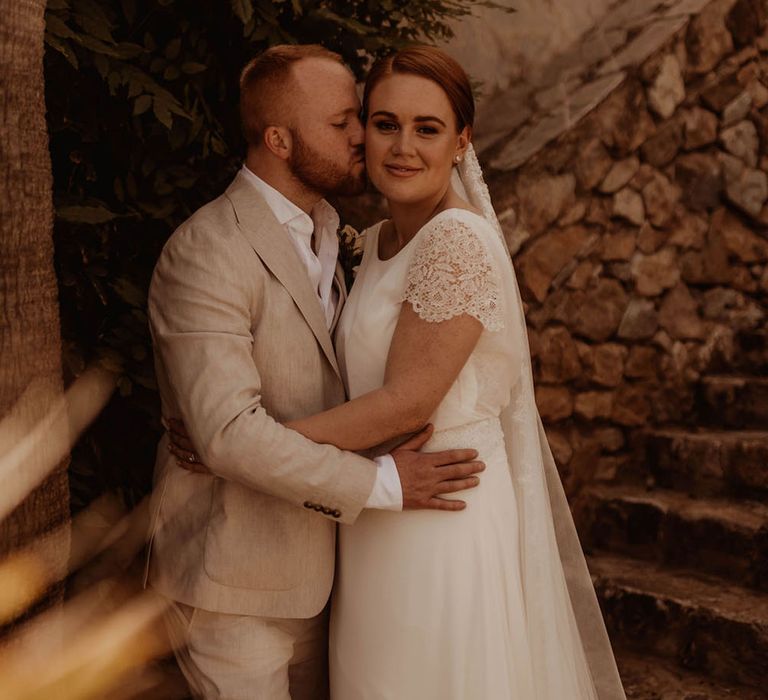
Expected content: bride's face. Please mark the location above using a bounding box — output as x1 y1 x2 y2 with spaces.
365 74 469 206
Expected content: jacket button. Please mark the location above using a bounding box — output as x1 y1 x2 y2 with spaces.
313 504 323 511
331 509 341 518
322 506 332 515
303 501 313 509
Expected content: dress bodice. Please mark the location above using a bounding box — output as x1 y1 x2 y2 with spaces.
335 208 520 432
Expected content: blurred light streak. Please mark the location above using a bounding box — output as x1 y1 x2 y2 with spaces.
0 494 150 625
0 366 116 522
0 586 171 700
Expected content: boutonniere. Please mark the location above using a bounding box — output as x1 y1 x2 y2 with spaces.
337 224 366 290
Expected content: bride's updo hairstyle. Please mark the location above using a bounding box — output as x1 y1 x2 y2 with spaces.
363 46 474 133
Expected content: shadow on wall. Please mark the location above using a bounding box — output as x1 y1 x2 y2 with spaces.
445 0 616 108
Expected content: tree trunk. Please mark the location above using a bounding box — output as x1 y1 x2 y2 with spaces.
0 0 70 603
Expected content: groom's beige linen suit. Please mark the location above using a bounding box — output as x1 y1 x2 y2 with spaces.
145 171 377 697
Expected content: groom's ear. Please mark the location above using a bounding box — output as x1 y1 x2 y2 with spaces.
263 125 292 161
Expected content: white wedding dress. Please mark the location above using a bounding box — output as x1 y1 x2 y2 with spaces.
329 203 625 699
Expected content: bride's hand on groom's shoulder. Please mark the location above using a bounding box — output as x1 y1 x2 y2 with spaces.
392 425 485 512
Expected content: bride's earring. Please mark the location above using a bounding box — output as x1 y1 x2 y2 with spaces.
454 154 463 164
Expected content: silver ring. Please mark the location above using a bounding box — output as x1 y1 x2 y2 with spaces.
187 454 196 464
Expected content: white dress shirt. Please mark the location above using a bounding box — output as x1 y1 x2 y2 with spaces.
240 166 402 510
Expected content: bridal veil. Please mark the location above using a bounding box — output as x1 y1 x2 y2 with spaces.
452 145 626 699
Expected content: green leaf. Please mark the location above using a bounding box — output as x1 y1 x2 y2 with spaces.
181 62 207 74
57 205 119 224
121 0 136 24
88 264 108 277
93 52 109 77
115 42 144 59
131 344 147 361
163 65 180 80
133 94 152 115
45 33 79 69
133 373 158 391
127 78 142 98
167 101 191 119
72 2 115 44
314 8 375 35
254 0 278 21
46 14 77 39
97 350 124 374
126 173 137 199
153 99 173 129
117 376 133 397
164 38 181 60
111 278 145 307
149 56 166 73
114 177 125 202
211 135 228 155
231 0 254 24
76 33 123 57
290 0 303 15
107 70 121 95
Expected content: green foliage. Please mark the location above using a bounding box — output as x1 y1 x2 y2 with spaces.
45 0 508 510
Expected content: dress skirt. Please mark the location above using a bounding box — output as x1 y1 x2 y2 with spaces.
330 418 537 699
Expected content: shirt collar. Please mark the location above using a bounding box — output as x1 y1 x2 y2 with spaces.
240 165 339 235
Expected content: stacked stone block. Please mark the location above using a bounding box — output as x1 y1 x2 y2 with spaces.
485 0 768 696
488 0 767 495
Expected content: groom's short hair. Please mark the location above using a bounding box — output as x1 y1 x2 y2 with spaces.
240 44 344 146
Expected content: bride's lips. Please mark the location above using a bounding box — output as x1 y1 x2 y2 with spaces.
384 163 421 177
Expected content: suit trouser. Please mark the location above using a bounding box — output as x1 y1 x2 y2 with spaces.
163 598 329 700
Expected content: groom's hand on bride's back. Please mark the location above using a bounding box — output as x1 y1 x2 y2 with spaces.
392 425 484 512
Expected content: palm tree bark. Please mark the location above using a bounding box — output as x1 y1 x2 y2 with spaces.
0 0 70 602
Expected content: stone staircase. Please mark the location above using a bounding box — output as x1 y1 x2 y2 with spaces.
581 329 768 698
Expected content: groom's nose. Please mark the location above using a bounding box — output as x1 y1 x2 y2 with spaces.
349 115 364 147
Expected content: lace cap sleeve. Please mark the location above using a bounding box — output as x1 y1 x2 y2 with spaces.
403 214 504 331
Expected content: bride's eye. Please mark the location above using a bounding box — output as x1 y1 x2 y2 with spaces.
373 120 398 132
417 126 438 135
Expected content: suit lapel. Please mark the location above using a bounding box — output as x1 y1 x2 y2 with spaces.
225 173 341 379
330 263 347 334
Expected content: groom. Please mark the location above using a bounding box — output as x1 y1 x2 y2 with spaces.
145 44 484 699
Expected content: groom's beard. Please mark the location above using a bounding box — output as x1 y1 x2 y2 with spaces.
289 130 366 197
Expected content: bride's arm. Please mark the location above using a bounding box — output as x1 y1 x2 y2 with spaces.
288 215 503 451
285 305 483 451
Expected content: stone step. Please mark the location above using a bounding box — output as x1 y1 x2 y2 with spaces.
708 330 768 375
590 554 768 689
697 376 768 430
643 428 768 496
617 648 768 699
739 330 768 372
581 485 768 591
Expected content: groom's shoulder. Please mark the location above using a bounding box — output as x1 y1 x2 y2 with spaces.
178 189 239 239
160 191 244 261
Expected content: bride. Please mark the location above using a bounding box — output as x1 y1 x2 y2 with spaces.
282 46 626 699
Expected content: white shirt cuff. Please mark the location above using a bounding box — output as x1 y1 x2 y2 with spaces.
365 454 403 511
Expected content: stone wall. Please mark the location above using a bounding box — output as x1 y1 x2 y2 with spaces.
487 0 768 495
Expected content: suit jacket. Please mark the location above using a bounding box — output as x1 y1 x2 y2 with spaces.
145 171 377 618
